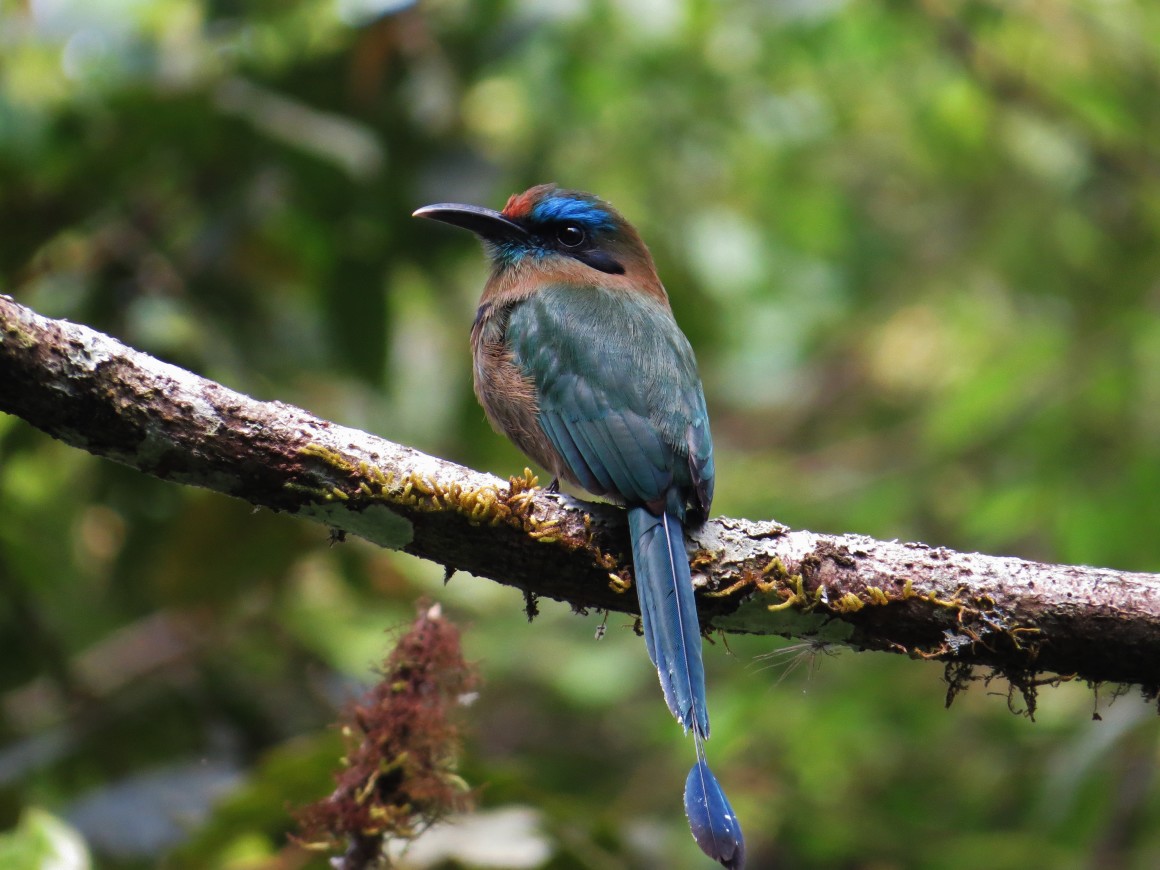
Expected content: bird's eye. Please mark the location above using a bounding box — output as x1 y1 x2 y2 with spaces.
556 224 586 248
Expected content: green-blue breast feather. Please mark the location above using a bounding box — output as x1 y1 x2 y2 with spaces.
507 284 713 518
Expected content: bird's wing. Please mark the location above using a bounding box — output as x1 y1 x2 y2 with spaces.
506 284 713 515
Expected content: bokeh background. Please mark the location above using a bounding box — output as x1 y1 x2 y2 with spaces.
3 1 1160 867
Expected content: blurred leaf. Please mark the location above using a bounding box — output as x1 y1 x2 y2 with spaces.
0 807 91 870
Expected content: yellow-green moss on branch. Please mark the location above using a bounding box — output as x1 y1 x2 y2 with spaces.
6 293 1160 699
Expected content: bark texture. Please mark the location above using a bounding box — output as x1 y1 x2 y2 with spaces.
4 294 1160 701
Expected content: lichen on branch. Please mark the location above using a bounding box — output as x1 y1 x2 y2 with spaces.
5 293 1160 698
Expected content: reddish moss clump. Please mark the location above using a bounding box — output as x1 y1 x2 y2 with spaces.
295 600 478 867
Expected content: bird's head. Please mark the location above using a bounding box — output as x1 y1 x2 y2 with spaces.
414 184 661 291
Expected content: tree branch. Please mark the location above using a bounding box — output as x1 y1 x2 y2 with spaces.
4 294 1160 700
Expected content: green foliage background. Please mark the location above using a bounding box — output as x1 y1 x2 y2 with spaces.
3 1 1160 867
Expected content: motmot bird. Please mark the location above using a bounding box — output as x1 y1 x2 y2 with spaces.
414 184 745 869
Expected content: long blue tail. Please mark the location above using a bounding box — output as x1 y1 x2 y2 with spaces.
628 507 746 869
628 507 708 736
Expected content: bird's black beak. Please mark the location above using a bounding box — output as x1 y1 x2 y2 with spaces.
412 203 529 243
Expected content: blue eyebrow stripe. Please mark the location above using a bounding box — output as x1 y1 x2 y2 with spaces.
530 196 616 230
